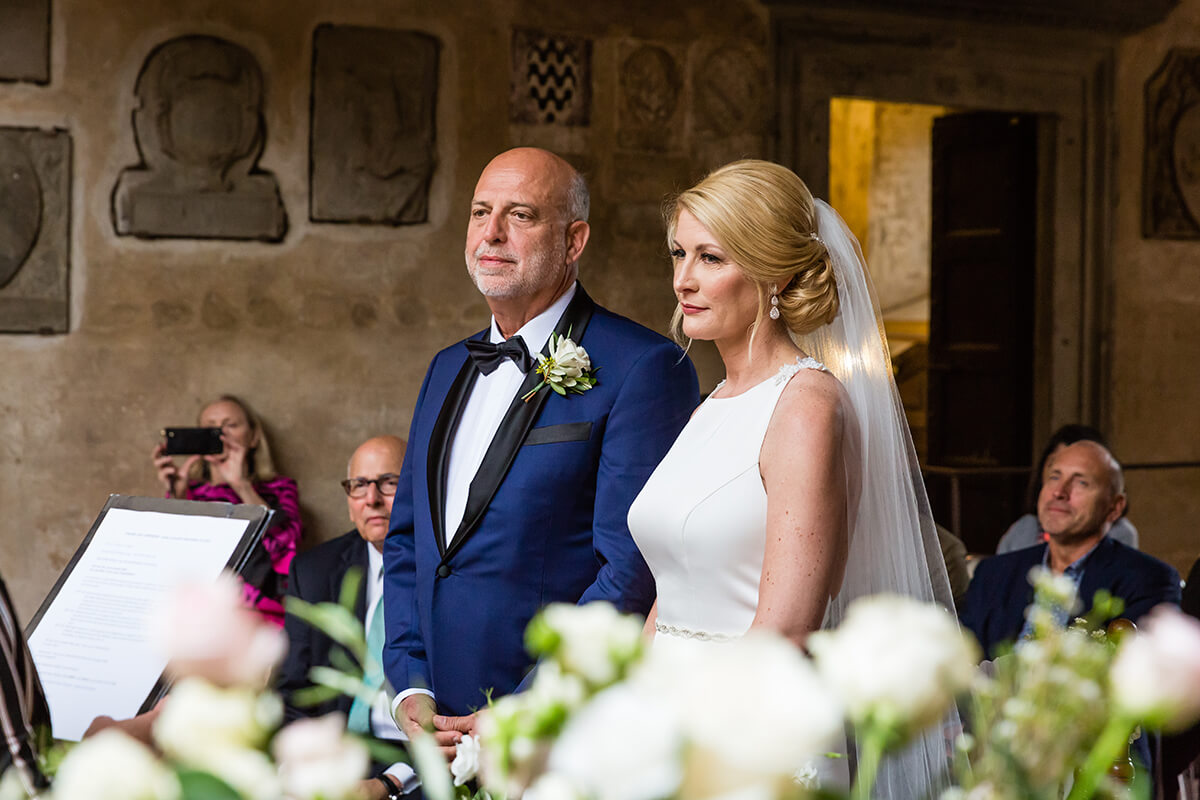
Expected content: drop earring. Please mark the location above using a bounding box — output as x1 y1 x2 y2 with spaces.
769 283 781 320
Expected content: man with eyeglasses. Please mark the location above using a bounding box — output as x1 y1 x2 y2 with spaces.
277 435 417 800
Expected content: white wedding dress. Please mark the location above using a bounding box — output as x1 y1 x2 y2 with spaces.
626 200 958 799
628 356 831 648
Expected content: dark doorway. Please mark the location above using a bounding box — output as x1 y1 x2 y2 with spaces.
925 111 1039 554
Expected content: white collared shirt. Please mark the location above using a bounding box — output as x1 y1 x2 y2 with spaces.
366 543 419 792
442 282 577 546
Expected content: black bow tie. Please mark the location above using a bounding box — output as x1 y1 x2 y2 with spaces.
465 336 535 375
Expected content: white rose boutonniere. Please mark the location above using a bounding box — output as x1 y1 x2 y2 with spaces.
523 330 597 402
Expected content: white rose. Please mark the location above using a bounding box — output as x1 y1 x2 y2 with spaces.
451 734 482 787
542 603 643 687
274 714 370 800
550 337 590 373
645 633 842 783
548 682 685 800
201 747 282 800
151 573 287 688
808 595 978 737
52 730 180 800
1111 604 1200 730
154 678 281 763
523 773 583 800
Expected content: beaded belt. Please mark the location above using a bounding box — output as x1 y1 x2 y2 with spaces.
654 621 737 642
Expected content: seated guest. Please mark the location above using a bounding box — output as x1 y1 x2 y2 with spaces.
277 435 415 800
152 395 301 626
962 440 1180 660
996 424 1138 554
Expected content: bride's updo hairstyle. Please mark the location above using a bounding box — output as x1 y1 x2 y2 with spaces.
665 159 839 342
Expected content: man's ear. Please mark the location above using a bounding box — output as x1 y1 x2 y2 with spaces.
565 220 590 265
1106 493 1127 525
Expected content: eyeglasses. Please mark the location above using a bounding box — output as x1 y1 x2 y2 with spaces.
341 473 400 498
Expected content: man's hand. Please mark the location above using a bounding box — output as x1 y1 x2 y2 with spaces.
396 693 436 741
433 712 477 761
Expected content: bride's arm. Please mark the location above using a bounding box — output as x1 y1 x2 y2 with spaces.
642 599 658 641
751 371 849 648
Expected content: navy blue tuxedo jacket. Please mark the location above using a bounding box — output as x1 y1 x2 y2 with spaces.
278 530 369 722
383 287 699 715
961 536 1182 659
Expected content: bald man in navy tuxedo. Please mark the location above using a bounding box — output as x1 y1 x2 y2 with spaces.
383 148 698 756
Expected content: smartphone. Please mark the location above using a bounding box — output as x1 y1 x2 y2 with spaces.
162 427 224 456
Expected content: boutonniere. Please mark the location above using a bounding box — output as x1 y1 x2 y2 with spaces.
522 330 598 402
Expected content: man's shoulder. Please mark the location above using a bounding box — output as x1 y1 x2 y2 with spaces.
292 530 363 577
587 304 679 349
1098 537 1180 582
975 544 1046 580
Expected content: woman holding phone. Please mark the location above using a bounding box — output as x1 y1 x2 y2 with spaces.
151 394 301 626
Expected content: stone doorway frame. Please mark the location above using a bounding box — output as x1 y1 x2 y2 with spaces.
769 7 1117 455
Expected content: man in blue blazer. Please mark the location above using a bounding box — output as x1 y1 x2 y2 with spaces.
961 441 1181 659
383 148 699 755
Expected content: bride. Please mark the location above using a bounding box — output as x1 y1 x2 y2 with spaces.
627 159 956 797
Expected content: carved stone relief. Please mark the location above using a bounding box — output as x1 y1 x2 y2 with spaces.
112 35 287 241
510 29 592 126
309 25 439 225
0 127 70 333
1144 49 1200 238
690 41 764 137
0 0 49 84
617 42 684 153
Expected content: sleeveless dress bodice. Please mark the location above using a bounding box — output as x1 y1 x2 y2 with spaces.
627 357 828 644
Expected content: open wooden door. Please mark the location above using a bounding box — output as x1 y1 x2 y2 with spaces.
925 111 1038 553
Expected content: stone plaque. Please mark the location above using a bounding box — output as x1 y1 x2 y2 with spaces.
310 25 439 225
1144 49 1200 238
617 42 684 153
0 0 49 84
0 127 70 333
112 35 287 241
510 28 592 126
691 42 764 136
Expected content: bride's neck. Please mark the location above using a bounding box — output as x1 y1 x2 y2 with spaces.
715 324 805 393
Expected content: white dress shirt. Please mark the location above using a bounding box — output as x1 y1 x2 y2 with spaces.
442 282 577 545
366 545 419 793
392 283 577 720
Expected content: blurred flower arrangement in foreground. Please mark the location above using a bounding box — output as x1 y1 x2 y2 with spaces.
4 567 1200 800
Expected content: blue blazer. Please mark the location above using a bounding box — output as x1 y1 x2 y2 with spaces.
383 287 699 715
961 536 1182 659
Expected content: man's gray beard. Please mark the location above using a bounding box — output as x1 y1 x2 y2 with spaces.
467 243 566 300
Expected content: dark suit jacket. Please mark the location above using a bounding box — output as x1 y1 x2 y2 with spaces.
383 286 699 716
278 530 368 721
960 536 1182 659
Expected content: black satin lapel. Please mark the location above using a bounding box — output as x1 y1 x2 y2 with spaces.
427 347 483 559
443 287 597 563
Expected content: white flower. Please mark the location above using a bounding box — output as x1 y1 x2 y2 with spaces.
154 677 281 763
549 336 590 374
52 730 180 800
540 603 643 687
547 682 685 800
151 572 287 687
451 734 483 787
1111 604 1200 730
1027 567 1081 616
201 747 282 800
808 595 978 737
523 773 583 800
273 714 370 800
645 633 843 783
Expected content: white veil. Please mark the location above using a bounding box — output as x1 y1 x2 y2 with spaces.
795 200 958 799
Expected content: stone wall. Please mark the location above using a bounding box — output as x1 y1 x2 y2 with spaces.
0 0 766 616
1111 1 1200 575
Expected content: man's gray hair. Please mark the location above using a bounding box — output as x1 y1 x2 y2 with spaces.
567 169 590 223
